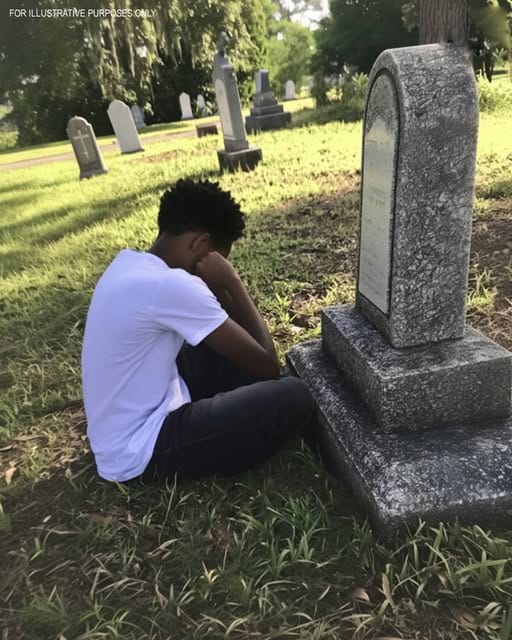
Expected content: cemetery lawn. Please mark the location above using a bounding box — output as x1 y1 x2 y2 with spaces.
1 107 512 639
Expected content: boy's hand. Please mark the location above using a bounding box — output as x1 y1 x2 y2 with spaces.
196 252 240 290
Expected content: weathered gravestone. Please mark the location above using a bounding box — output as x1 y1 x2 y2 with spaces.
131 104 146 130
213 32 262 172
179 93 194 120
107 100 144 154
197 94 207 117
284 79 296 101
245 69 291 134
66 116 108 180
287 44 512 532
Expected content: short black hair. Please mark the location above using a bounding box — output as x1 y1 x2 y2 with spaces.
158 179 245 246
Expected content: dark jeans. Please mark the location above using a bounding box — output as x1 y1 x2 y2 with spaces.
141 343 317 481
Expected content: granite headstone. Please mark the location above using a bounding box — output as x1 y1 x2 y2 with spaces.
245 69 291 134
66 116 108 180
107 100 144 154
287 44 512 533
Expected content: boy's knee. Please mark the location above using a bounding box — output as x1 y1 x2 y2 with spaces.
278 376 316 417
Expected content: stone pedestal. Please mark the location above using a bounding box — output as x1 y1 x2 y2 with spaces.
245 94 291 134
323 305 511 433
246 70 291 134
287 339 512 534
217 147 262 173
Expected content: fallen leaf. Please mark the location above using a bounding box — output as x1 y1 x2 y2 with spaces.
449 605 477 630
349 587 370 603
89 513 113 527
5 466 16 485
381 574 395 608
0 445 13 452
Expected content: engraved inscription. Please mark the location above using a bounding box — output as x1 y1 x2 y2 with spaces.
358 74 398 314
215 77 234 139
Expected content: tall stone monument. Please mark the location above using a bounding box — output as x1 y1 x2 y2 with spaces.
107 100 144 154
66 116 108 180
212 32 262 172
287 44 512 532
245 70 291 134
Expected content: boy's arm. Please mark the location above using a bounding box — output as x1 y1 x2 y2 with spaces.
197 252 279 378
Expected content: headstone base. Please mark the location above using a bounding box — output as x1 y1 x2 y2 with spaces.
80 167 108 180
287 339 512 534
323 305 511 433
245 111 291 134
196 124 218 138
217 147 262 173
119 147 144 155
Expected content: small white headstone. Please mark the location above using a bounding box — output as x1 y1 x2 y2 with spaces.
197 94 207 117
285 80 296 100
66 116 108 180
179 93 194 120
107 100 144 154
130 104 146 130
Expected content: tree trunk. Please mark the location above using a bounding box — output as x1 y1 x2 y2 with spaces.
419 0 469 45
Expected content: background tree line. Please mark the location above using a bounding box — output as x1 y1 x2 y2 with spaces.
0 0 510 146
0 0 295 144
313 0 511 79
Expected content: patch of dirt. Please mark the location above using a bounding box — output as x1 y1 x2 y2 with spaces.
469 205 512 349
140 149 180 163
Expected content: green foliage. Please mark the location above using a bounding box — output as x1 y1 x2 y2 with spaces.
313 0 417 76
478 75 512 111
266 21 314 96
340 72 369 120
310 70 329 107
0 129 17 151
0 0 270 144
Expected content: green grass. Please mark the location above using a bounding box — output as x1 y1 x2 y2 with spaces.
1 102 512 639
0 98 313 165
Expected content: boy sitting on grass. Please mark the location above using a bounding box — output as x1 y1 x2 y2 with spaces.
81 179 316 482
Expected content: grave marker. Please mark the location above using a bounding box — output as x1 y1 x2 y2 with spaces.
284 79 296 100
246 69 291 134
179 93 194 120
287 44 512 532
66 116 108 179
197 94 207 117
107 100 144 154
131 104 146 130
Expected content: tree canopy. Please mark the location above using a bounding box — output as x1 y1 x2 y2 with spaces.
313 0 417 76
0 0 270 144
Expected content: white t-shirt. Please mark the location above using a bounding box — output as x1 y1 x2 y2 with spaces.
81 249 228 481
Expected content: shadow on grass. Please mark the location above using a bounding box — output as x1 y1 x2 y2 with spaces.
276 101 363 133
0 178 174 277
